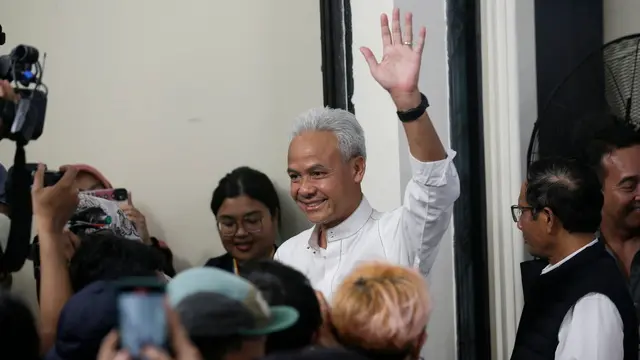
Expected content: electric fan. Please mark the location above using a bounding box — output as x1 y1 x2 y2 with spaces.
527 34 640 167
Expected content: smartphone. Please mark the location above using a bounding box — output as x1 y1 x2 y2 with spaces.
116 277 168 358
81 188 128 202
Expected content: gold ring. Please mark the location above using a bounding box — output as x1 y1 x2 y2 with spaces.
403 41 412 46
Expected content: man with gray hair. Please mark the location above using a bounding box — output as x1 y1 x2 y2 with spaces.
275 8 460 300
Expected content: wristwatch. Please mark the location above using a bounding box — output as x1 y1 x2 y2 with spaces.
396 93 429 122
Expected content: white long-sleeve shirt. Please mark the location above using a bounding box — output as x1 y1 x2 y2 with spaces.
274 149 460 300
545 240 625 360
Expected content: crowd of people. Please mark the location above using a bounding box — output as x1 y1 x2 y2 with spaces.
0 6 639 360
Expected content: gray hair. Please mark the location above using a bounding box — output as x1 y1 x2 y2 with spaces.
291 107 366 160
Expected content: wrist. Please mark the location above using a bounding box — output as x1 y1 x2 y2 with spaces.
391 89 422 111
35 219 64 236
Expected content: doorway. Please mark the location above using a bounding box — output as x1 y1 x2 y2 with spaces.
320 1 491 359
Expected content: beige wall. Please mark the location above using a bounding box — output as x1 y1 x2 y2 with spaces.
604 0 640 42
0 0 322 312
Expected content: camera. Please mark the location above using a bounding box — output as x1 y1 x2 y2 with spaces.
0 44 48 144
0 43 49 274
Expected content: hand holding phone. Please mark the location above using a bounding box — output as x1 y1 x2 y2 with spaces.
116 277 168 359
98 298 202 360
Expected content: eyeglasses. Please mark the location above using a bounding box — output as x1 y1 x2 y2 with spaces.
217 216 264 236
510 205 534 223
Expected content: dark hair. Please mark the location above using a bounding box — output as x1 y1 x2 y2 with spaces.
69 231 161 292
0 291 40 360
241 259 322 353
190 335 244 360
583 116 640 182
526 157 603 234
211 167 281 224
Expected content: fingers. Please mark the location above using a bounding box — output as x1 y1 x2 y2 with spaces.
315 290 331 324
0 80 9 98
113 352 132 360
391 8 402 45
100 330 119 350
121 207 145 223
380 13 392 46
97 330 125 360
140 347 171 360
127 191 133 206
32 163 46 191
360 47 378 71
166 303 192 351
403 12 413 46
414 26 427 54
0 80 17 103
57 165 79 188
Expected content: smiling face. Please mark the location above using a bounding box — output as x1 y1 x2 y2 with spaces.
287 131 365 227
216 195 277 262
601 145 640 232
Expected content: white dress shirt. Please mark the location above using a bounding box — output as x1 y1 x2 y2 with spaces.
275 149 460 300
545 239 624 360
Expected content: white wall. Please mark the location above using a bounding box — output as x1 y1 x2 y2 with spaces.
604 0 640 42
0 0 322 312
351 0 456 358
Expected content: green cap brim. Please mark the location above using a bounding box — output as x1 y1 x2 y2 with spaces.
239 306 299 336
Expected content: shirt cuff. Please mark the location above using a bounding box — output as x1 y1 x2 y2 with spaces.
409 148 457 186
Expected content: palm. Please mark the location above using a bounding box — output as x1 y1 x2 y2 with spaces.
373 46 421 93
361 9 426 95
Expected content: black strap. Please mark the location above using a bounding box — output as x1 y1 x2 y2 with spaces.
0 141 32 272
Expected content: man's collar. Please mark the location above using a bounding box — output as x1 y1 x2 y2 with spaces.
308 197 373 248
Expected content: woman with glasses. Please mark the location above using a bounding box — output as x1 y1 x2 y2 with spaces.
206 166 281 274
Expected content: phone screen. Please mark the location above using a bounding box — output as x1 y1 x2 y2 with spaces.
118 287 167 357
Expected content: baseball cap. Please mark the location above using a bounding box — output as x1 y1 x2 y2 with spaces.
167 267 299 338
46 281 118 360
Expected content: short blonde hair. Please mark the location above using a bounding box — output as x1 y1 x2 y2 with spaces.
331 262 431 352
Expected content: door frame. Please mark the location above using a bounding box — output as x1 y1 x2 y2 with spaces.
320 2 492 360
447 0 491 359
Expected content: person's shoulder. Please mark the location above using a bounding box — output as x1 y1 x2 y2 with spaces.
573 293 623 324
204 252 234 272
276 227 314 256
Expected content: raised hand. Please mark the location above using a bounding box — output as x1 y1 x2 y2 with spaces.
360 8 426 109
120 192 151 244
32 164 79 234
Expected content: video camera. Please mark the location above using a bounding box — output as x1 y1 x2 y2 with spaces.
0 43 49 274
0 44 48 144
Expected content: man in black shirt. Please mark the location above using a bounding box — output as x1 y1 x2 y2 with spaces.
511 157 637 360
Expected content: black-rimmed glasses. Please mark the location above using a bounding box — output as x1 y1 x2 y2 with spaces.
510 205 534 223
217 216 263 236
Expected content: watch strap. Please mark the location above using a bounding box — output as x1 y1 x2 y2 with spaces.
396 93 429 123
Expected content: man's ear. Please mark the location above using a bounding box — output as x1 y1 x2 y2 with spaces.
351 156 366 183
543 207 556 234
